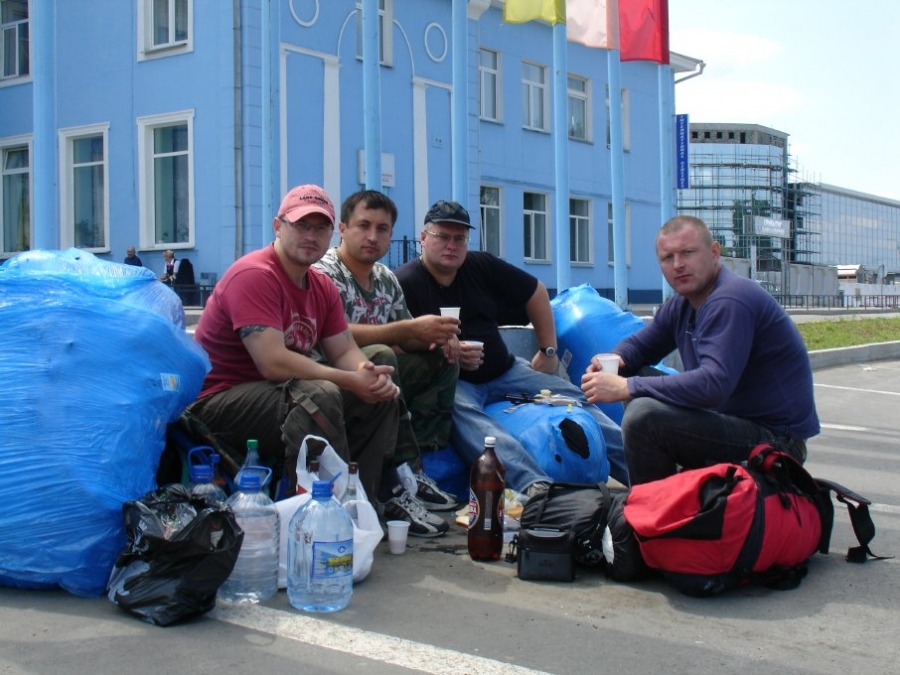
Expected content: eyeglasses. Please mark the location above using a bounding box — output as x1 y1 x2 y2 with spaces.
279 216 333 236
424 230 469 246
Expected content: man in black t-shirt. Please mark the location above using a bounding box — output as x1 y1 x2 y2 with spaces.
395 200 627 493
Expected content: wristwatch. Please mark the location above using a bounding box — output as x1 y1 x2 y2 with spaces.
539 346 558 357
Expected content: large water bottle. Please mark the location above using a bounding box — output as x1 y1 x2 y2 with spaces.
188 462 227 506
288 477 354 612
218 469 279 604
235 439 270 492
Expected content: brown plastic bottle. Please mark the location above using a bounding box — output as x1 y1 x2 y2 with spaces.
468 436 506 561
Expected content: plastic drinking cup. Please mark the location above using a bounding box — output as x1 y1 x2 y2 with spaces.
386 520 410 554
595 353 620 374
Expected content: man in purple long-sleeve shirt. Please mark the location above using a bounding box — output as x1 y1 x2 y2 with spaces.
581 215 818 484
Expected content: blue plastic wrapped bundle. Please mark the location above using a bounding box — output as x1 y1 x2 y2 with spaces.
485 400 609 484
551 285 648 425
0 249 210 597
419 443 468 505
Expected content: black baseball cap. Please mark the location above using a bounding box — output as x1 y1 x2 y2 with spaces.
424 200 474 229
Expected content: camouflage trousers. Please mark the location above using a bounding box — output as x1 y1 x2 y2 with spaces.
363 345 459 470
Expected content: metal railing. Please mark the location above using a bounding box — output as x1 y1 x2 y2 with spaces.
387 236 421 269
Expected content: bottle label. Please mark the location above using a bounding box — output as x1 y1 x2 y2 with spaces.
468 489 479 528
311 539 353 579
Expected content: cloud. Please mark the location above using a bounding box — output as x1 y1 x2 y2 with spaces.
676 80 805 124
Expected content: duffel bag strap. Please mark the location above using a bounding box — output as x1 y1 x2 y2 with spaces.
816 478 893 563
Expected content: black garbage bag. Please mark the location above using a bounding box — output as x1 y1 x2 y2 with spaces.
107 484 243 626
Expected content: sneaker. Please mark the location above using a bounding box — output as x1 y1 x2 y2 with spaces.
415 471 459 511
526 481 551 500
380 490 449 538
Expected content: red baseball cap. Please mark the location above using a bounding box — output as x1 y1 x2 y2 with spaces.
277 184 335 225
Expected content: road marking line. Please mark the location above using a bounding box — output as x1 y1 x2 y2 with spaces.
209 604 553 675
870 503 900 516
820 423 869 432
815 383 900 396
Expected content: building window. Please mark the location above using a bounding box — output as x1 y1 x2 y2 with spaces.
137 111 193 248
521 61 548 132
568 75 590 141
1 138 30 255
479 48 501 122
523 191 548 261
60 125 109 251
570 198 591 264
605 86 630 151
479 185 501 256
607 202 631 265
138 0 192 60
356 0 393 67
1 0 29 81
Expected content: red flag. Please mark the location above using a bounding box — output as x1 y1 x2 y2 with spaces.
618 0 669 64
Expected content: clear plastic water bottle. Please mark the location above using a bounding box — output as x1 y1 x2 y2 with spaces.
189 462 227 505
288 478 354 612
235 439 269 491
218 470 279 604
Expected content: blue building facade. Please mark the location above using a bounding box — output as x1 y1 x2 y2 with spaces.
1 0 680 302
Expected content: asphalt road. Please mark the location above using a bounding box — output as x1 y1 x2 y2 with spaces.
1 359 899 675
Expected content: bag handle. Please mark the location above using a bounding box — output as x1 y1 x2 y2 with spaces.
816 478 893 563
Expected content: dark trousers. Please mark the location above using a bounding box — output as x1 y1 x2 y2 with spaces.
621 397 806 485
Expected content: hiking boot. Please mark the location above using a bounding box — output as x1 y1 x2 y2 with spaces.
380 489 449 538
414 471 459 511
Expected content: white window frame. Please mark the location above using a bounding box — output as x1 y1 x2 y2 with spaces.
137 0 193 62
521 61 548 132
0 133 32 257
137 110 195 250
567 74 591 141
479 47 501 122
355 0 393 67
479 185 502 256
570 197 592 264
607 202 632 266
0 0 30 84
605 86 630 151
523 191 549 262
58 123 110 252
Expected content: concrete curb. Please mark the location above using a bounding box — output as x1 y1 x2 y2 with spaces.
808 340 900 371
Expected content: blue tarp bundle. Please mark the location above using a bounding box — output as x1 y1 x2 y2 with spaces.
0 249 209 597
551 285 649 425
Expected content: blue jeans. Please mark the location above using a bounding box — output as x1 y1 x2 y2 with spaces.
450 358 628 491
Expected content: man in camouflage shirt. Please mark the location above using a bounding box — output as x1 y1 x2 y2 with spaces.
315 190 461 532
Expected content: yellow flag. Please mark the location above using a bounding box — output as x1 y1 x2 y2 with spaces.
503 0 566 25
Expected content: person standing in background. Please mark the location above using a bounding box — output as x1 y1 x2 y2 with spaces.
123 247 143 267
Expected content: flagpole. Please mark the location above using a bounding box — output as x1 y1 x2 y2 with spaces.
362 0 382 190
608 49 627 309
552 22 570 293
658 63 675 301
451 0 467 203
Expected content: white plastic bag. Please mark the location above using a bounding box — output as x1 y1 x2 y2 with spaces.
276 435 383 586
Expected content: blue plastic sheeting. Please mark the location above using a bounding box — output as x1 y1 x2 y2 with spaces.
552 285 647 424
0 249 210 597
420 443 469 507
485 401 609 484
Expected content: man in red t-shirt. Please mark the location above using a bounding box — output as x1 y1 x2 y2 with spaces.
191 184 402 505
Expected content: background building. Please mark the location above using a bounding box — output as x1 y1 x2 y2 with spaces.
1 0 688 304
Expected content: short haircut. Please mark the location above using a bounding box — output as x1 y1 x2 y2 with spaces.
658 215 713 246
340 190 398 226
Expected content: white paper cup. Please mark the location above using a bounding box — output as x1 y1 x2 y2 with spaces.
595 353 620 374
386 520 410 554
439 307 461 320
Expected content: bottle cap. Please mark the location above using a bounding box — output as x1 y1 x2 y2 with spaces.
311 479 334 499
247 439 259 450
485 436 497 446
190 463 213 482
237 472 262 491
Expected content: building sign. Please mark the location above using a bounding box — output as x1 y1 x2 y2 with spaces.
676 114 689 189
752 215 790 239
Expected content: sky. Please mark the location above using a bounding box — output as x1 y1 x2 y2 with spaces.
668 0 900 201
